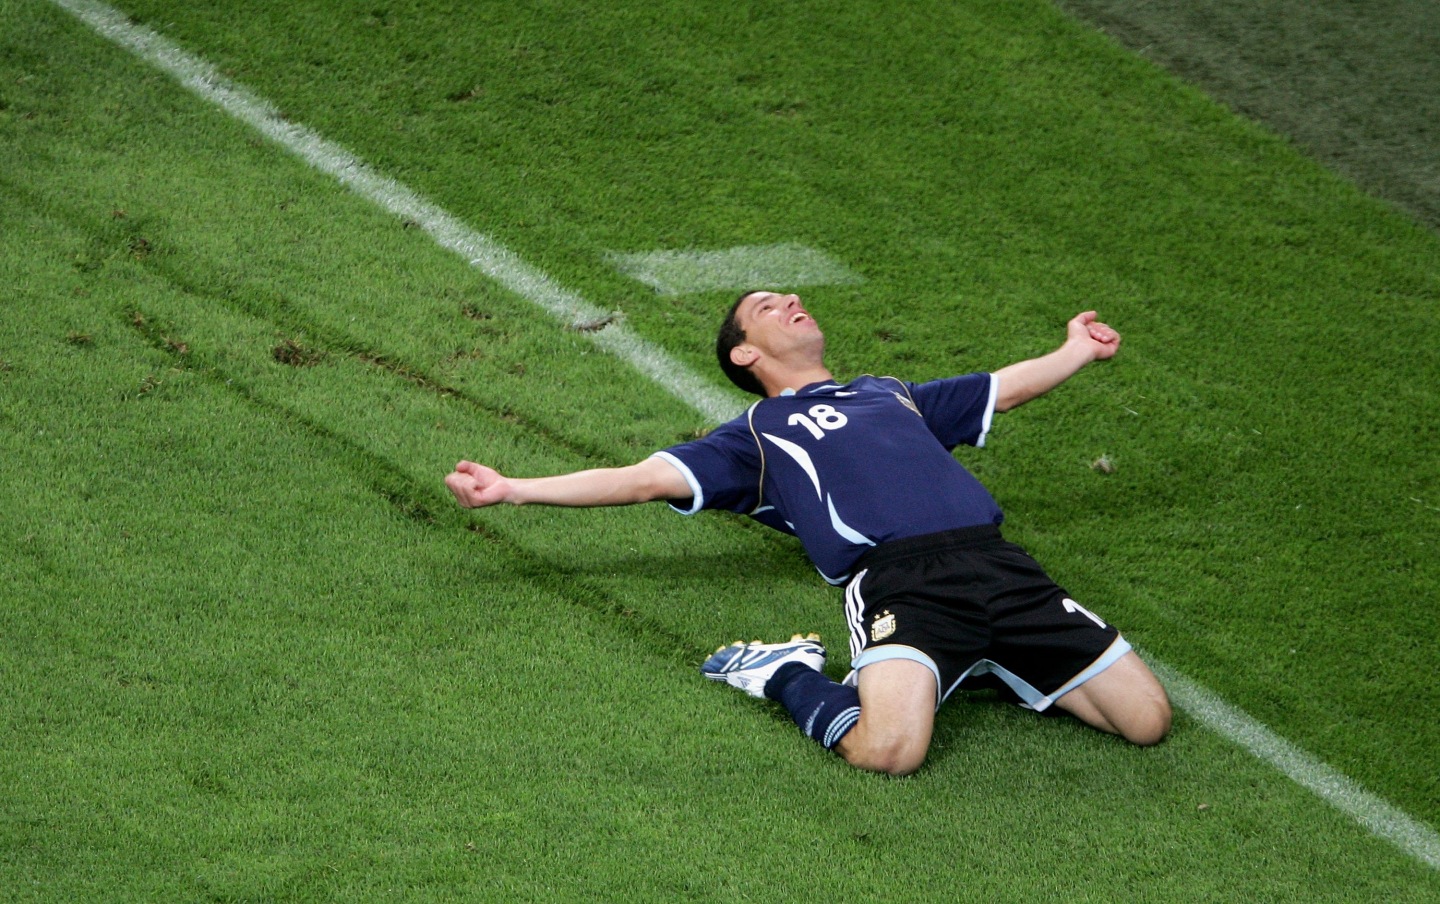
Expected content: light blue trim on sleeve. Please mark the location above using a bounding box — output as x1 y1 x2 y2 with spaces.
976 373 999 449
650 451 703 515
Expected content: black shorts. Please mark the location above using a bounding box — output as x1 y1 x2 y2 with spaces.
843 525 1129 711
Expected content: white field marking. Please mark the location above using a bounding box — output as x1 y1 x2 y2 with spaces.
608 243 863 296
52 0 1440 872
49 0 746 425
1143 652 1440 870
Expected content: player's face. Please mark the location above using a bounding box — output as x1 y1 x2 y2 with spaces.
735 291 824 357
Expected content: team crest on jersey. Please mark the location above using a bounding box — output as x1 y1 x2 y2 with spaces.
871 610 897 642
891 392 921 417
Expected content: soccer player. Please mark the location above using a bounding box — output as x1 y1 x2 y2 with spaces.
445 291 1172 775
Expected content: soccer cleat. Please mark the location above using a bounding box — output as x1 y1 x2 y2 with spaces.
700 633 825 699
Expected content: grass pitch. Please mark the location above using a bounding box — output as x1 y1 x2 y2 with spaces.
3 0 1438 900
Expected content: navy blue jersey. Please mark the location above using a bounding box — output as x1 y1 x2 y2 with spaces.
654 374 1003 584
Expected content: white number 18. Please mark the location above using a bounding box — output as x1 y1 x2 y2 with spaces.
788 404 848 440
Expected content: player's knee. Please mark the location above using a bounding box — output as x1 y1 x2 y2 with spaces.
842 734 928 776
1122 695 1172 747
874 746 927 777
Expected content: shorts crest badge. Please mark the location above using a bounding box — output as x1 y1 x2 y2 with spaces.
870 610 897 643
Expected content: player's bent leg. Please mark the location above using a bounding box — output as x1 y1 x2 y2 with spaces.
834 659 938 776
1053 651 1171 746
705 635 870 755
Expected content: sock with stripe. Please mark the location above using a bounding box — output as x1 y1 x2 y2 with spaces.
764 663 862 750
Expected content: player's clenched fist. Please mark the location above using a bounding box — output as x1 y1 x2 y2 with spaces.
445 460 511 508
1067 310 1120 361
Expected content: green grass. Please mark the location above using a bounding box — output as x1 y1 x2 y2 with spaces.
3 0 1438 900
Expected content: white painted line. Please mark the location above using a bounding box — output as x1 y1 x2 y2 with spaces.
1145 653 1440 869
608 243 863 296
52 0 1440 872
46 0 746 425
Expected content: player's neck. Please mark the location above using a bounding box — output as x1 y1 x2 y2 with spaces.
761 364 835 398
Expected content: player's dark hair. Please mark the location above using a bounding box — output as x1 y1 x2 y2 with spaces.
717 290 767 397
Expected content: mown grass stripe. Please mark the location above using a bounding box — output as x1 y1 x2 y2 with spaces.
607 243 864 296
49 0 746 425
50 0 1440 871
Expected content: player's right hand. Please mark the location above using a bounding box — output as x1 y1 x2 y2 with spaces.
445 460 511 508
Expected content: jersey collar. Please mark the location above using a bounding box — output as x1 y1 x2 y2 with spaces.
781 380 846 397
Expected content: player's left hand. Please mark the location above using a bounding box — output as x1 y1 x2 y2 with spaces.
1068 311 1121 361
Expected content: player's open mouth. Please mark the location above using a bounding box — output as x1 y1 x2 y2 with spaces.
790 312 810 324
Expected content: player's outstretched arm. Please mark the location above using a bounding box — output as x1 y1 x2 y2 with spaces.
992 311 1119 412
445 457 693 509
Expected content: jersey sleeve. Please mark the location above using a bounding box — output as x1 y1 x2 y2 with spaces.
907 372 998 449
650 419 761 516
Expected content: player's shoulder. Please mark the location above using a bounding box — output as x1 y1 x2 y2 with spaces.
835 374 922 404
801 374 913 397
706 405 763 438
905 371 993 399
844 374 904 388
660 409 763 469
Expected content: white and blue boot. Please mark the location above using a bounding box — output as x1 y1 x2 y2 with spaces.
701 633 826 698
